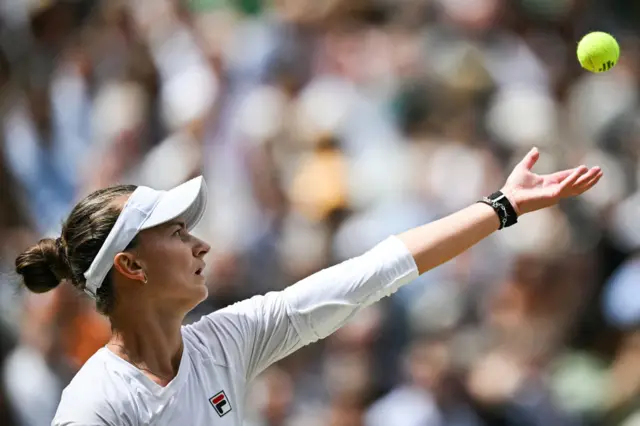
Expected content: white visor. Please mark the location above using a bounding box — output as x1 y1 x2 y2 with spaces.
83 176 208 298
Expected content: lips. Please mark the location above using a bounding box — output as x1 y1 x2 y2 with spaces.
195 266 205 276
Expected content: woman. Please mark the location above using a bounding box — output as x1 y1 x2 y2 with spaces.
15 148 602 426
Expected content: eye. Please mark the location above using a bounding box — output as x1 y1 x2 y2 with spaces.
172 223 188 238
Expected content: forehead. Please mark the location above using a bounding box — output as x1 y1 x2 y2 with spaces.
134 224 176 254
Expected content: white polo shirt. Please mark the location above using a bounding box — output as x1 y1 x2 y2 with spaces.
52 236 418 426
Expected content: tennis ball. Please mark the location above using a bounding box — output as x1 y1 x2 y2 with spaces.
577 32 620 73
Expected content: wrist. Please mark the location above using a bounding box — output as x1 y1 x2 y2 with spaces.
478 190 519 230
499 187 522 216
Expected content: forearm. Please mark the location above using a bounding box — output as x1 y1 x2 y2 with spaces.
281 203 502 343
215 149 600 378
397 203 500 275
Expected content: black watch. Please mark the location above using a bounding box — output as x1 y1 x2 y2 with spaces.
477 191 518 230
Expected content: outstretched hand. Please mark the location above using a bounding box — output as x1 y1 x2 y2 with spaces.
501 148 603 216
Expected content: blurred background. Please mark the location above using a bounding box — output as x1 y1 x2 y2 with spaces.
0 0 639 425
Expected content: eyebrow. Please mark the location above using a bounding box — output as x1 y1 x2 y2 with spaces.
167 221 187 229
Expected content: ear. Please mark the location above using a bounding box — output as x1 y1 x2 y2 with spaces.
113 252 146 284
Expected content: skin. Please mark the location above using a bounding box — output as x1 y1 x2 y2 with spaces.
102 147 602 387
108 218 210 386
398 148 603 275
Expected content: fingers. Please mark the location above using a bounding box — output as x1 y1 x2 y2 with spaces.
545 168 576 185
574 166 600 186
575 167 603 193
520 147 540 171
557 165 589 195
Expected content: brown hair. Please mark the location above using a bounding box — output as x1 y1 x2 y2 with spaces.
15 185 138 315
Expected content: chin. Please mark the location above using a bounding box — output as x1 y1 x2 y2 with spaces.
197 283 209 301
179 281 209 311
193 281 209 303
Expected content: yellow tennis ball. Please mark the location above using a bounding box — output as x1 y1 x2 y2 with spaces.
577 32 620 73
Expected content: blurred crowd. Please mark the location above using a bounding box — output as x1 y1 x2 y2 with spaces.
0 0 639 425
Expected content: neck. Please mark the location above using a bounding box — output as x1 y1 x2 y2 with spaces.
108 302 185 385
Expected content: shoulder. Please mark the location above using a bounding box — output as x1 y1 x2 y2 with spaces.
182 297 263 356
184 293 286 343
53 349 139 426
182 293 286 359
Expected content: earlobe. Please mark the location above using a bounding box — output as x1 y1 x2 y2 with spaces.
113 252 147 284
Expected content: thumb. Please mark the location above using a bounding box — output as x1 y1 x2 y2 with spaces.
519 147 540 171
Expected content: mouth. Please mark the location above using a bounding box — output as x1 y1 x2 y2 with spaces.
195 266 205 276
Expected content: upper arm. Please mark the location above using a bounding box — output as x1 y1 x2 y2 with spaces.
187 292 305 382
186 236 418 382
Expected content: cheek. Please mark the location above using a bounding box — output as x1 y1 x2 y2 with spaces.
144 244 193 285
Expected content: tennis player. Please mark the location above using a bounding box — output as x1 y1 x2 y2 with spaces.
15 148 601 426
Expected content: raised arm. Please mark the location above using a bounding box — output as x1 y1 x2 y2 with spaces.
399 148 601 274
191 148 602 381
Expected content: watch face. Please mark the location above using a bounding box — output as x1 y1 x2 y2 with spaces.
490 191 505 202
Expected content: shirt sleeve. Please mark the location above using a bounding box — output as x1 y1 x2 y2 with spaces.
186 236 418 382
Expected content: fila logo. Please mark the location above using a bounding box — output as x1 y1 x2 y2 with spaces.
209 391 232 417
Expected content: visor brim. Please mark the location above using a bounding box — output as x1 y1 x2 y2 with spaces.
140 176 207 231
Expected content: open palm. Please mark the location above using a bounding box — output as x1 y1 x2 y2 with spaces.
502 148 603 215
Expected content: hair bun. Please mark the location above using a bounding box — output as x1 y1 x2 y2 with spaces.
15 238 73 293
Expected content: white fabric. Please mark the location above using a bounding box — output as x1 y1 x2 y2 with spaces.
84 176 207 298
53 236 419 426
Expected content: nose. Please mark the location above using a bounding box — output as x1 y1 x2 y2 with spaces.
192 236 211 258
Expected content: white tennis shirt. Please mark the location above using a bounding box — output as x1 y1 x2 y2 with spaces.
52 236 418 426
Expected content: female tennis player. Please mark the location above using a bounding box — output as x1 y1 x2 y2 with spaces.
16 148 601 426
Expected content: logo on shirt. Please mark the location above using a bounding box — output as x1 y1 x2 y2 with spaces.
210 390 232 417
